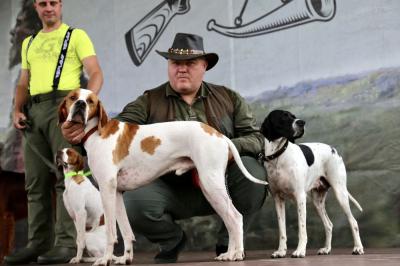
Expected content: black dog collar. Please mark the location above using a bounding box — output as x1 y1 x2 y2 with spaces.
261 140 289 162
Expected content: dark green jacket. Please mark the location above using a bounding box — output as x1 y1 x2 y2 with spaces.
116 81 263 156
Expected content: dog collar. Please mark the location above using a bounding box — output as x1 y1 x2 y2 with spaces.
65 170 91 179
261 140 289 162
81 126 98 144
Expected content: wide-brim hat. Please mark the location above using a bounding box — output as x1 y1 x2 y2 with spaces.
156 33 219 71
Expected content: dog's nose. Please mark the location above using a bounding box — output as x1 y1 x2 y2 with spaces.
75 100 86 107
296 120 305 127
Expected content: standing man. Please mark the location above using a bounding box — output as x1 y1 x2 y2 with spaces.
4 0 103 264
62 33 266 264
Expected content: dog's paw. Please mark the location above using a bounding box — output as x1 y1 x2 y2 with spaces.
113 256 126 265
113 254 133 265
291 249 306 258
69 257 81 264
317 247 331 255
271 250 286 258
215 250 244 261
352 246 364 255
93 257 111 266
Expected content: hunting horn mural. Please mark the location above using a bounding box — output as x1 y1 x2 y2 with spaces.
125 0 190 66
125 0 336 66
207 0 336 38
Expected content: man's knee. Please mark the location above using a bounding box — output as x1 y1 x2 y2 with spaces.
227 156 267 214
123 192 166 232
233 188 266 215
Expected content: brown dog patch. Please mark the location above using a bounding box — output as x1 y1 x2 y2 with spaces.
141 136 162 155
100 119 120 139
201 123 223 138
113 123 139 164
66 148 85 172
72 175 85 185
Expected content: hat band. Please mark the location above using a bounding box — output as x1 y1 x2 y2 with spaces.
168 48 205 56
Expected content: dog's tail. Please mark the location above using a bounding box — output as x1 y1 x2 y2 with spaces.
348 192 363 212
225 136 268 185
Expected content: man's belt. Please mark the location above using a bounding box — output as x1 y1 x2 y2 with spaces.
30 90 71 104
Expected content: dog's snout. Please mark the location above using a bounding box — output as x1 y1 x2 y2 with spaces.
75 100 86 107
296 120 305 127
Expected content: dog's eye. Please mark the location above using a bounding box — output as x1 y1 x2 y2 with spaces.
87 99 94 104
70 95 77 101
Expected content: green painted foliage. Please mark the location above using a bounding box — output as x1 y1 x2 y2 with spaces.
133 68 400 251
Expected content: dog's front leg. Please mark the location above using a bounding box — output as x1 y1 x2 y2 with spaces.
271 195 287 258
292 193 307 258
114 192 135 265
94 178 118 266
70 210 87 263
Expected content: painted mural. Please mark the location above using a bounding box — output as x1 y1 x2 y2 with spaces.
125 0 337 66
0 0 399 253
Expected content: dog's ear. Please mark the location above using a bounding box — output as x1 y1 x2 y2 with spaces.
260 114 279 141
75 152 85 172
97 101 109 131
67 148 85 171
58 98 68 125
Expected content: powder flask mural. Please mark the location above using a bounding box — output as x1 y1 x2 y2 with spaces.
125 0 336 66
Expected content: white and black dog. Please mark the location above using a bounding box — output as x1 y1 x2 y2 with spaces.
260 110 364 258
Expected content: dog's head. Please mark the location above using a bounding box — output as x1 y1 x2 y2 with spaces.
56 148 85 172
260 110 305 142
58 89 108 130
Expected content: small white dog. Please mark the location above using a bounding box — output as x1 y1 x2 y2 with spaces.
56 148 109 263
260 110 364 258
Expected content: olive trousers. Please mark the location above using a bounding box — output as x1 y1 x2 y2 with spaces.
23 95 76 249
123 156 267 251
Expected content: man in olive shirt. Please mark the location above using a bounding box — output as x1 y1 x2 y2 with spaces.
62 32 267 264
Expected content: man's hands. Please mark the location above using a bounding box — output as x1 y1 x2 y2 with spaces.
13 111 27 129
61 121 85 144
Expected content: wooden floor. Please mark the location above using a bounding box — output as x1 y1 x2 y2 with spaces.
2 248 398 266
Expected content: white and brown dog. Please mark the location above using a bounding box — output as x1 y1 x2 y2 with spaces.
56 148 112 263
260 110 364 258
58 88 268 265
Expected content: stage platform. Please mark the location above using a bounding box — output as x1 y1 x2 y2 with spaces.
2 248 398 266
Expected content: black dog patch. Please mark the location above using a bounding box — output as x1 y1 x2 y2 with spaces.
298 144 315 167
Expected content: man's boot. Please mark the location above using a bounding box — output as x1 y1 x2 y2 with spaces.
37 246 77 264
4 246 49 265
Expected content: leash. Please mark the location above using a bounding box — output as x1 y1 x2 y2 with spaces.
20 126 62 179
